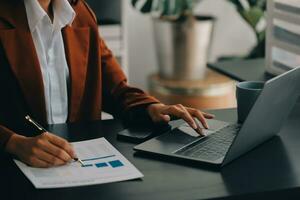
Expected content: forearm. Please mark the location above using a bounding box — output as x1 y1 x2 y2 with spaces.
0 125 15 150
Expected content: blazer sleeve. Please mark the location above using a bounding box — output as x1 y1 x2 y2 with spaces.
81 0 160 121
99 36 160 119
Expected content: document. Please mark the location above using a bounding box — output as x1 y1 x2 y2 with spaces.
14 138 143 189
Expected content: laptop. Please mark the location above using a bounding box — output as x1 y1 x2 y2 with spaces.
134 67 300 167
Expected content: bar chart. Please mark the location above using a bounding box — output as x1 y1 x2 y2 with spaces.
14 138 143 188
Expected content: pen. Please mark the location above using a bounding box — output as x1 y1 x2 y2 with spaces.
74 158 85 166
25 115 85 166
25 115 47 132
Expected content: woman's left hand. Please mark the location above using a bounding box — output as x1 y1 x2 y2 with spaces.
147 103 215 136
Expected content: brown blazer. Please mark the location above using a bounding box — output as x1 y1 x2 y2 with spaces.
0 0 159 148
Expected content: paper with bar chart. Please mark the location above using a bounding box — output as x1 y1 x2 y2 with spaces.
14 138 143 189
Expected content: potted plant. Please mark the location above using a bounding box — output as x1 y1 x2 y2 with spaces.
131 0 215 80
228 0 266 58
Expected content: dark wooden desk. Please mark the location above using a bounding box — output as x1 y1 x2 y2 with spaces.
208 58 274 82
1 106 300 200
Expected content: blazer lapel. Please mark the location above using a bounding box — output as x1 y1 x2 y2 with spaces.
0 2 47 123
62 26 90 122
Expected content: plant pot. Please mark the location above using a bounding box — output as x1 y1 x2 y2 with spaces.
153 15 215 80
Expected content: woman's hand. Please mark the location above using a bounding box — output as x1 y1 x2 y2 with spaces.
5 132 75 168
147 103 215 135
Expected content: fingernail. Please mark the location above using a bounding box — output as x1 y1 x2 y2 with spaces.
195 128 203 136
201 131 206 137
192 123 197 129
205 124 209 129
73 154 78 159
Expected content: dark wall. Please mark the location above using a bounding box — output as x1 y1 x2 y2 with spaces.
85 0 121 24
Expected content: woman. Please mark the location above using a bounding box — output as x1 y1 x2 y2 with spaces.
0 0 214 167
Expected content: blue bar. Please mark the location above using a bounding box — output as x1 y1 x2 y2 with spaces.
95 162 109 168
82 164 93 167
81 155 116 162
109 160 124 168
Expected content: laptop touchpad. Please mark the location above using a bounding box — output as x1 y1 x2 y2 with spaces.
178 119 229 137
178 126 215 137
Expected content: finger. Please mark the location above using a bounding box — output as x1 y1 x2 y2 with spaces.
159 114 171 123
202 112 215 119
193 119 205 136
178 106 204 136
179 105 200 131
151 112 171 123
162 105 197 129
45 141 72 162
45 133 75 158
194 120 205 136
37 138 73 162
27 156 50 168
189 109 209 129
33 147 66 166
176 107 205 136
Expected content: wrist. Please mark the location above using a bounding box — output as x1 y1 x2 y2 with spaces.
147 103 163 111
5 134 25 155
147 103 164 114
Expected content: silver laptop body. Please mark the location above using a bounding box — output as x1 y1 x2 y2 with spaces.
134 67 300 167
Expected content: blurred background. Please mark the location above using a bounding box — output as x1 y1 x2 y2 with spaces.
85 0 260 85
85 0 266 110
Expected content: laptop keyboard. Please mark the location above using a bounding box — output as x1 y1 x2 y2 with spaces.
174 124 241 161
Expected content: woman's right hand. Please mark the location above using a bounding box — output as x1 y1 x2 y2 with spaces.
5 132 75 168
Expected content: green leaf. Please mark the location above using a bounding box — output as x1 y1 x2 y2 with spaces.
131 0 139 7
240 7 264 29
228 0 244 10
131 0 153 13
257 30 266 42
131 0 198 19
140 0 153 13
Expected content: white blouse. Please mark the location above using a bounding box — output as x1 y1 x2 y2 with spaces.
24 0 76 124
